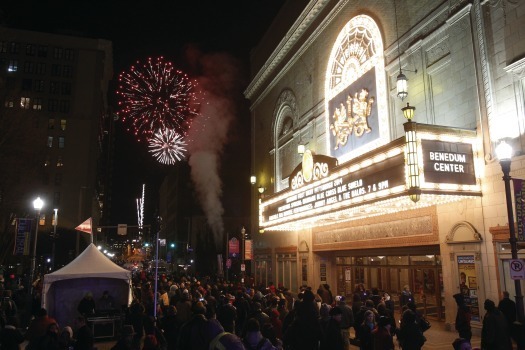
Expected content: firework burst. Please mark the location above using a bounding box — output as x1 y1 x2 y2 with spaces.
148 128 187 165
116 56 200 141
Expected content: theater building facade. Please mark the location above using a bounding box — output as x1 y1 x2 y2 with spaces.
246 0 525 329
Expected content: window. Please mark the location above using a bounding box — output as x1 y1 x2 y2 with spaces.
20 97 31 109
38 46 48 57
9 42 19 54
64 49 74 61
49 81 60 94
4 99 14 108
58 137 65 148
276 253 298 292
61 82 71 95
54 173 62 186
33 98 42 110
51 64 62 76
26 44 36 56
22 79 32 91
47 136 53 147
0 41 7 53
57 156 64 167
59 100 70 113
48 119 55 129
33 80 45 92
36 62 46 74
48 99 58 112
274 90 298 192
44 156 50 167
63 65 72 77
24 61 34 73
7 60 18 72
53 47 63 59
53 192 60 206
60 119 67 131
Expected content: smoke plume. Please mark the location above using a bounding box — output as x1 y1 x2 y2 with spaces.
186 50 241 247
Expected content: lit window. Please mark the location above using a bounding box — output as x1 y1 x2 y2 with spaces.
4 99 14 108
20 97 31 109
47 136 53 147
7 60 17 72
33 98 43 110
60 119 67 131
38 214 45 226
48 119 55 129
57 156 63 167
58 137 65 148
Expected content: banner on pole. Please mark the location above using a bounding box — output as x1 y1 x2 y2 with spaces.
244 239 253 260
14 218 32 256
512 178 525 242
75 217 92 234
229 237 239 257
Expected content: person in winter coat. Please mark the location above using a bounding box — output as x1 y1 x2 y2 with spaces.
396 310 425 350
453 293 472 342
335 296 354 350
372 316 394 350
481 299 512 350
243 318 277 350
320 306 345 350
358 310 376 350
399 286 413 309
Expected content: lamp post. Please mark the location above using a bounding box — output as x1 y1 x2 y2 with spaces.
496 140 525 323
30 197 44 295
51 208 58 271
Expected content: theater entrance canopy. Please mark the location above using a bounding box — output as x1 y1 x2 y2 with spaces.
259 124 483 232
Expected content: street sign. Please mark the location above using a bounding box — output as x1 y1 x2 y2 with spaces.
241 264 245 272
510 259 525 280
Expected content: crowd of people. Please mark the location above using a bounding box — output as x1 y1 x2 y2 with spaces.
0 271 523 350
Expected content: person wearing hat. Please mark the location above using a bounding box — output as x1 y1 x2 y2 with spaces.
481 299 512 350
453 293 472 342
372 316 394 350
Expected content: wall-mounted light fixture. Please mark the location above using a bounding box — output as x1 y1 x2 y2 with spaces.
258 186 265 194
402 103 420 202
394 0 417 101
250 175 256 185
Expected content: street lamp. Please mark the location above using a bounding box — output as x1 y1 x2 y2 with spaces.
495 140 524 322
51 208 58 271
30 196 44 295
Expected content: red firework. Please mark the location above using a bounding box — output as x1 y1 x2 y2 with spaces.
116 56 200 141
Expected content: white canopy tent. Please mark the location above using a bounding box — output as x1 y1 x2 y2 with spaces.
42 243 132 327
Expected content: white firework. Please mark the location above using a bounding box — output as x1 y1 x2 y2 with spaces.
148 128 187 165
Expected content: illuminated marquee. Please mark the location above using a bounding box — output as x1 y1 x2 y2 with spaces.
261 148 406 225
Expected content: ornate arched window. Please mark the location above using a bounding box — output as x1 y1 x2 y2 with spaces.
274 89 298 192
325 15 389 164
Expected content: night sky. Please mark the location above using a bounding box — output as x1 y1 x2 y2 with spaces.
1 0 286 226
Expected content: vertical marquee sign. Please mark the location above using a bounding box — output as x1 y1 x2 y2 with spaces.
14 218 32 256
513 178 525 242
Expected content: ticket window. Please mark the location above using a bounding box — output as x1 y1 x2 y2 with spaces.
457 255 480 322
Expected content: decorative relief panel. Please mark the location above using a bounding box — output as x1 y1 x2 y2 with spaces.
426 37 450 67
313 215 434 245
